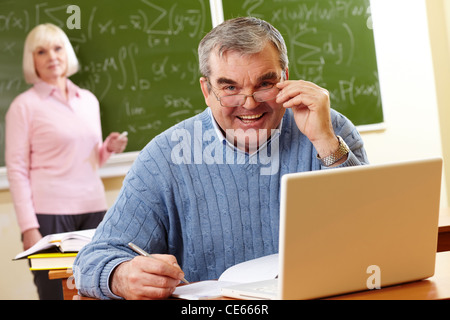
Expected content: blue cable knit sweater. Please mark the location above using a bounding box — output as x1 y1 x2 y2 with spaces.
74 108 368 299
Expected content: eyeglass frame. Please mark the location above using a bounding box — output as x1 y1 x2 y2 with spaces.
206 78 281 108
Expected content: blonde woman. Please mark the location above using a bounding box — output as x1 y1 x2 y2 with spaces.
5 23 128 299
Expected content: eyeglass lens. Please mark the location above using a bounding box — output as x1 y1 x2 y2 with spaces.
220 86 279 107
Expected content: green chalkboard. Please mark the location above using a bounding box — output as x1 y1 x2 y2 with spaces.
0 0 212 167
0 0 384 169
223 0 383 128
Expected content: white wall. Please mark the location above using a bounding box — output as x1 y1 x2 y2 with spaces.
363 0 447 206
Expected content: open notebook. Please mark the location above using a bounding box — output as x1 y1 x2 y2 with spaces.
14 229 96 260
173 254 278 299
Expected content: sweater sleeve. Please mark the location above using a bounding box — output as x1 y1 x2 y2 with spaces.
73 145 173 299
5 97 39 233
324 109 369 168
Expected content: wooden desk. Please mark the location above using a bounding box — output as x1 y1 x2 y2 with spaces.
48 269 93 300
51 251 450 300
438 207 450 252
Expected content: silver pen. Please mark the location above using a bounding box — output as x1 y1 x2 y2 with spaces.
128 242 189 284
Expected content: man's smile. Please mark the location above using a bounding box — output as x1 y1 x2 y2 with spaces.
237 113 264 123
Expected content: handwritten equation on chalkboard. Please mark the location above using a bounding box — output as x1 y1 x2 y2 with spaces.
223 0 383 127
0 0 212 160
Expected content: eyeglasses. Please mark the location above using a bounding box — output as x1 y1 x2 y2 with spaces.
208 80 280 108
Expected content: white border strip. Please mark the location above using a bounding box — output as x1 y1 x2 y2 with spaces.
356 122 386 133
210 0 224 27
0 151 139 190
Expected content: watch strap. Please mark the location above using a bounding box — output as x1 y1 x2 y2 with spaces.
316 136 350 166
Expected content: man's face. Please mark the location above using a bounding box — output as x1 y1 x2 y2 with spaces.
200 43 286 152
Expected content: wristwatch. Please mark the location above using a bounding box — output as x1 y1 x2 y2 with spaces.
317 135 350 166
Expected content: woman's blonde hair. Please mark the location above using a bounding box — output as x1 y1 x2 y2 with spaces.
22 23 79 84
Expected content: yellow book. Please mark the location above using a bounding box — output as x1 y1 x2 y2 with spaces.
28 252 77 271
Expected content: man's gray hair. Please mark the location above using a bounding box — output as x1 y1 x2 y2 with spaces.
198 17 289 79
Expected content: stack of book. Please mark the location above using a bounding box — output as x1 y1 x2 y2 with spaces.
14 229 95 270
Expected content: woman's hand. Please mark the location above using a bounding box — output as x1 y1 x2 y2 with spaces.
22 228 42 251
106 132 128 153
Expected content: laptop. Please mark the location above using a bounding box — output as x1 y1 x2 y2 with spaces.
221 158 443 299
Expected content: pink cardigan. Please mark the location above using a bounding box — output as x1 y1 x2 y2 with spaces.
6 80 112 233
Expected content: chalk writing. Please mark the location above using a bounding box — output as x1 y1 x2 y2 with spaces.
0 0 211 160
222 0 383 127
66 5 81 29
0 0 382 168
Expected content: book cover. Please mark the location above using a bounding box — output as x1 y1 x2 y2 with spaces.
28 252 78 270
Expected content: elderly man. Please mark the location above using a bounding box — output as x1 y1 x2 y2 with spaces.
74 17 368 300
